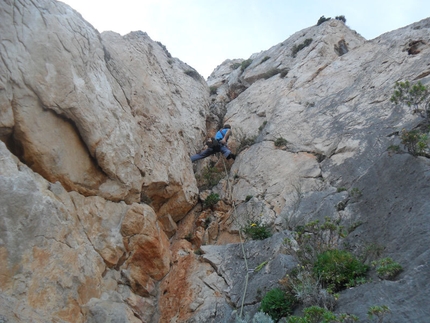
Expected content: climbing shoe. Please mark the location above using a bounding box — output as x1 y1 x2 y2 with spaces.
227 153 236 160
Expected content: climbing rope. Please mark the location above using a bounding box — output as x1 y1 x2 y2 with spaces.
220 155 250 319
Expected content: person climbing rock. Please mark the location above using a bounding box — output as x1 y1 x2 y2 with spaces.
191 124 236 162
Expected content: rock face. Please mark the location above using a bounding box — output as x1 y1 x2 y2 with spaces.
1 0 430 322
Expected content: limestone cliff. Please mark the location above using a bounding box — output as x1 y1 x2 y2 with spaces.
1 0 430 322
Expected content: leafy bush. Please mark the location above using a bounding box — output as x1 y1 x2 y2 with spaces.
209 86 218 95
292 39 313 57
280 68 290 78
274 137 288 147
287 306 358 323
197 166 224 189
260 288 296 321
204 193 220 208
184 69 201 80
245 195 253 202
372 257 402 280
241 59 253 71
317 16 331 26
391 80 430 121
231 62 241 70
400 129 428 156
335 15 346 23
243 220 272 240
286 266 336 310
313 249 368 292
260 56 271 64
285 218 346 266
367 305 390 323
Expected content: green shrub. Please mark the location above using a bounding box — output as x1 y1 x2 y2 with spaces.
292 39 313 57
260 288 296 321
197 166 224 189
391 80 430 121
185 69 201 80
241 59 253 71
209 86 218 95
243 220 272 240
245 195 253 202
313 249 368 292
337 187 347 192
335 15 346 23
387 145 400 154
260 56 271 64
231 62 241 70
280 68 290 78
350 187 362 200
287 306 359 323
400 129 428 156
285 218 346 266
259 121 268 132
372 257 402 280
274 137 288 147
156 41 172 58
367 305 390 323
316 16 331 26
204 193 220 208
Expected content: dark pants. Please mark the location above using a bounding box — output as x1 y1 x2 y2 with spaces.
191 145 232 162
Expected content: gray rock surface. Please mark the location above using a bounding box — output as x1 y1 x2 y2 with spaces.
1 0 430 322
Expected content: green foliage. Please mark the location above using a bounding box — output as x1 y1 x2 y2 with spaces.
197 166 224 189
260 56 271 64
259 121 268 132
237 134 257 153
255 261 269 272
387 145 400 154
280 68 290 78
372 257 403 280
292 39 313 57
245 195 253 202
231 62 241 70
313 249 368 292
350 188 362 200
317 16 331 26
400 129 428 156
263 68 282 79
335 15 346 23
204 193 220 208
156 41 172 58
184 69 201 80
243 220 272 240
337 187 347 192
209 86 218 95
391 80 430 120
286 265 336 310
260 288 296 321
241 59 253 71
287 306 358 323
367 305 390 323
285 217 346 266
274 137 288 147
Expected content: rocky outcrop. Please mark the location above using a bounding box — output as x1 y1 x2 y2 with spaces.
0 0 207 215
1 0 430 322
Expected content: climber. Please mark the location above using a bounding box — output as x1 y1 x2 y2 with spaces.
191 124 236 162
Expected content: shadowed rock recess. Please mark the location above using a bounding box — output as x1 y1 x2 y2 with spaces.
1 1 429 322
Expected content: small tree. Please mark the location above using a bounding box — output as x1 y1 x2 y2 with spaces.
391 80 430 121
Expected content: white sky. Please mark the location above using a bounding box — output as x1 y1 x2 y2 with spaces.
59 0 430 79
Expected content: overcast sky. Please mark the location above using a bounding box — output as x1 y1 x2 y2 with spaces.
59 0 430 79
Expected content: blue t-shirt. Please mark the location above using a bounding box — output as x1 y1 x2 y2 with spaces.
215 128 229 141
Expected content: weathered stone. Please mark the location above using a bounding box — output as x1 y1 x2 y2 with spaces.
121 204 171 296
